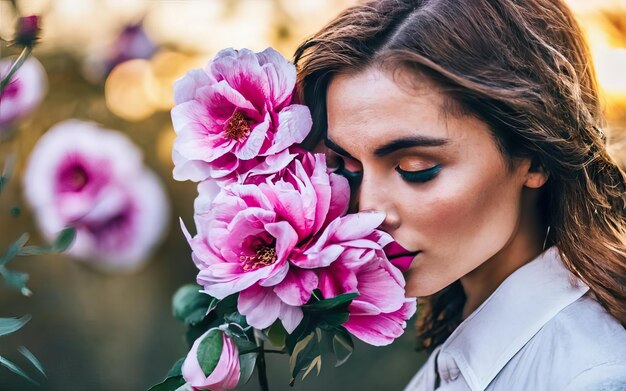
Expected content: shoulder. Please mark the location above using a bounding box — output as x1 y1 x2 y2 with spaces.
525 294 626 378
563 363 626 391
491 294 626 390
543 294 626 359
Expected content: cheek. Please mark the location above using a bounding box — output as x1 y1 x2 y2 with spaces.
402 165 523 295
426 160 520 241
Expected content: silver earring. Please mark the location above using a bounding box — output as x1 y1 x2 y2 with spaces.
542 225 551 251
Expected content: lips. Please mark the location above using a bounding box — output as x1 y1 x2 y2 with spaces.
383 241 420 272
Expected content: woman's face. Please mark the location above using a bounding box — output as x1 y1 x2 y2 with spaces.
325 67 536 297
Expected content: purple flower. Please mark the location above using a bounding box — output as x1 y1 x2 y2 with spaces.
0 56 47 132
182 328 240 391
23 120 169 271
171 47 312 183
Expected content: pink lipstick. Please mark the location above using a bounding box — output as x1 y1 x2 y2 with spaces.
384 241 420 272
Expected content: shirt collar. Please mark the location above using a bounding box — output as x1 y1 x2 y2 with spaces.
438 246 589 390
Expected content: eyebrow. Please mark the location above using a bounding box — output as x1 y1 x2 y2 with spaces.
324 134 450 158
324 135 355 159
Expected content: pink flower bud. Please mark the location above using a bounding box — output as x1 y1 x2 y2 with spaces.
182 328 241 391
15 15 40 47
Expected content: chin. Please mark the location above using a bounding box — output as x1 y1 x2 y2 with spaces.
405 284 444 298
404 268 451 298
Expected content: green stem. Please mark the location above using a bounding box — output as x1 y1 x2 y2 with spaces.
263 349 286 355
256 339 270 391
0 47 32 96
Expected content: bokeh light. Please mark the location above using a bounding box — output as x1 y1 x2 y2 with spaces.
104 59 156 121
1 1 625 390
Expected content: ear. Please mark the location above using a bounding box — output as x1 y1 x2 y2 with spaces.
523 158 549 189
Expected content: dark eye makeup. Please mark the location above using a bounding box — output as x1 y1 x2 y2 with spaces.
395 164 442 183
331 156 441 185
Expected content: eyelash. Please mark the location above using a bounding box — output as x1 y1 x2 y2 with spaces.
395 164 442 183
332 157 441 184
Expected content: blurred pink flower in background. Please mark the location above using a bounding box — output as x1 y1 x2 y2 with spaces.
14 15 41 47
82 22 158 83
23 120 169 271
0 56 47 132
182 328 240 391
171 47 312 183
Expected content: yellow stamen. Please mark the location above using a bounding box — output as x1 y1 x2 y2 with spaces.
224 110 251 141
240 245 277 271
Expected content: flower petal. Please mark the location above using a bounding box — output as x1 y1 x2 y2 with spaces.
273 268 318 306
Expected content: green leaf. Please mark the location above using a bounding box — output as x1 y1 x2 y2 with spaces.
303 292 358 312
148 358 185 391
147 375 185 391
0 355 38 385
236 352 257 387
52 227 76 252
288 330 321 386
224 312 248 329
17 228 76 256
317 311 350 329
0 315 31 337
332 327 354 367
172 285 216 325
2 269 31 296
267 321 287 349
214 294 238 318
285 314 312 355
18 347 45 377
185 321 214 347
196 329 224 377
230 333 257 354
166 358 185 378
0 233 30 266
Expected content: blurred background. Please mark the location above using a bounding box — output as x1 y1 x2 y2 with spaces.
0 0 625 390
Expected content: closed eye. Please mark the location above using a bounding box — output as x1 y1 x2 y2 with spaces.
395 164 441 183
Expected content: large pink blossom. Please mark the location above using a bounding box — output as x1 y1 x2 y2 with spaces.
0 56 47 132
171 47 311 183
313 213 417 346
183 152 349 332
182 328 240 391
23 120 169 271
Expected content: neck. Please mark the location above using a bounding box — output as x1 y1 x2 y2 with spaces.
460 191 546 319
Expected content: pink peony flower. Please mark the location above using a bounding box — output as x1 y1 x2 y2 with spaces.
23 120 169 271
183 152 349 333
182 328 240 391
171 47 312 183
342 265 417 346
312 212 417 346
0 56 47 132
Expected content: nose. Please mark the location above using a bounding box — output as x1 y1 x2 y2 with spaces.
354 173 400 233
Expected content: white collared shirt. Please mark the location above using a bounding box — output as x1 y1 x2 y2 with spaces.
404 247 626 391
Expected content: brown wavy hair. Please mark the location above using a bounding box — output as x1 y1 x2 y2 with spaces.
294 0 626 351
